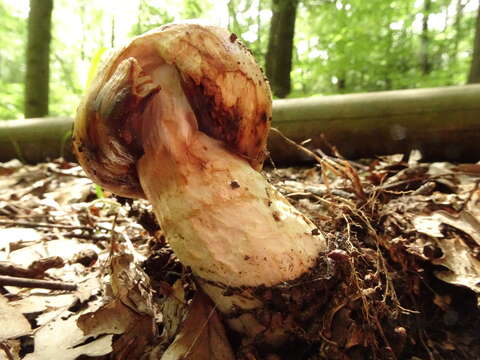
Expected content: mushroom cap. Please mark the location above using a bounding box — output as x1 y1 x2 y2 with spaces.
73 23 272 198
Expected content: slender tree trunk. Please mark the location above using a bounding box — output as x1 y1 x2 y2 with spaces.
420 0 432 75
265 0 299 98
337 76 346 92
80 0 86 61
256 0 262 52
452 0 466 67
24 0 53 118
111 16 115 48
468 1 480 83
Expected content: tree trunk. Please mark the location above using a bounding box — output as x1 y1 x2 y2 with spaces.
265 0 299 98
420 0 432 75
468 1 480 83
2 85 480 165
451 0 465 69
24 0 53 118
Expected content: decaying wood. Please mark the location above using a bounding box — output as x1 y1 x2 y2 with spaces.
1 84 480 165
269 84 480 164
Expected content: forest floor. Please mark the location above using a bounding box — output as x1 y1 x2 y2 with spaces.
0 153 479 360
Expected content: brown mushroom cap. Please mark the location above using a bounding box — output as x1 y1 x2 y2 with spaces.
73 23 272 198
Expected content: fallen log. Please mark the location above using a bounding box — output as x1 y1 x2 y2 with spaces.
269 84 480 164
0 116 73 164
1 84 480 165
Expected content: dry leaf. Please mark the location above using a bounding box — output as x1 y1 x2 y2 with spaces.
78 298 156 359
8 239 100 268
23 310 113 360
160 279 189 342
0 294 31 341
432 235 480 295
78 298 143 336
10 293 76 314
110 253 155 315
0 228 42 252
413 215 444 238
161 292 234 360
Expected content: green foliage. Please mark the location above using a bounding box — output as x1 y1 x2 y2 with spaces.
95 184 105 199
131 0 175 36
0 0 478 120
86 47 107 87
0 1 27 119
227 0 270 65
292 0 478 96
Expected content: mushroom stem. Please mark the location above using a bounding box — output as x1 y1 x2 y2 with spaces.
136 64 326 340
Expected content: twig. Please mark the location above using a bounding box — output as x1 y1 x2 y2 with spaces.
0 342 14 360
0 220 93 232
0 256 64 278
270 127 324 163
0 275 77 291
271 128 367 200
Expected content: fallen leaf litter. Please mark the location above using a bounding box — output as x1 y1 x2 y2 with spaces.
0 153 479 359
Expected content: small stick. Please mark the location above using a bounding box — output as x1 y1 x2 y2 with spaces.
0 275 77 291
0 342 14 360
0 220 93 232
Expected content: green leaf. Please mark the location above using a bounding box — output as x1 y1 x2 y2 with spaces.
86 47 107 88
95 185 105 199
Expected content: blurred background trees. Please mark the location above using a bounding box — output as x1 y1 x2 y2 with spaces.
1 0 479 120
468 2 480 82
24 0 53 118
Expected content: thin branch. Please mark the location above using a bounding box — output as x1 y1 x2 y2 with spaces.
0 220 93 232
0 275 77 291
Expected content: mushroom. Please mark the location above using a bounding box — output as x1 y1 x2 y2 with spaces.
73 23 326 343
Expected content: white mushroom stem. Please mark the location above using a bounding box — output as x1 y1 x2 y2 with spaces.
136 64 326 337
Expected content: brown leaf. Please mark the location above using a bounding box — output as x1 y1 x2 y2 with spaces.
413 209 480 246
78 298 145 336
0 294 31 341
78 298 156 360
161 292 235 360
454 164 480 176
110 253 155 315
23 309 113 360
432 235 480 295
160 279 189 342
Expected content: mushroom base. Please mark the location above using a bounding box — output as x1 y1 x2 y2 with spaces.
197 251 340 346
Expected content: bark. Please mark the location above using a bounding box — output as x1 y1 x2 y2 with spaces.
24 0 53 118
2 85 480 165
468 1 480 83
420 0 432 75
265 0 299 98
0 117 73 163
452 0 466 65
269 84 480 163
